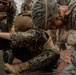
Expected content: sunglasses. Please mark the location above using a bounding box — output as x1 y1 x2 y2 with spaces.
0 1 8 5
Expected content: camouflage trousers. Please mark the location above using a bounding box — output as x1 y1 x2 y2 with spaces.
3 50 14 64
28 48 60 71
60 64 76 75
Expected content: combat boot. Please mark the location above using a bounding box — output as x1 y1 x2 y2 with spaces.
4 62 29 74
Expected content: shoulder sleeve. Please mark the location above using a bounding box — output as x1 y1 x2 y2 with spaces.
10 29 48 47
10 31 35 47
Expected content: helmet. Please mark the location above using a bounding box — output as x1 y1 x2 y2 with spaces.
14 13 33 31
32 0 58 30
0 0 8 3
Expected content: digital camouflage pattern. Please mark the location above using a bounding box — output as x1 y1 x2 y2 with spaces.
28 48 60 71
71 44 76 74
21 0 37 12
10 29 60 71
60 64 76 75
57 0 70 5
57 0 76 49
4 0 76 73
10 29 48 61
21 0 30 12
67 30 76 45
32 0 58 30
56 1 76 74
0 0 16 32
0 0 16 63
21 0 34 12
5 0 16 31
54 3 76 71
60 0 76 44
57 0 76 30
60 3 76 73
60 36 76 75
10 29 48 50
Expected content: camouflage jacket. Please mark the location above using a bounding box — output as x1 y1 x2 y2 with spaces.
10 29 48 57
57 0 70 5
21 1 26 12
59 0 76 30
21 0 36 12
60 30 76 75
0 0 16 32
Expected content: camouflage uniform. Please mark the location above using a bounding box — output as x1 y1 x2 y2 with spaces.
64 0 76 30
10 29 60 71
21 0 26 12
0 0 16 63
0 0 16 32
60 30 76 75
21 0 38 12
59 0 76 74
57 0 76 50
5 0 60 73
21 0 34 12
57 0 76 29
57 0 70 5
5 0 76 74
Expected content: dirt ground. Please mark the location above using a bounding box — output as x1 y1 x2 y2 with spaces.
11 46 71 75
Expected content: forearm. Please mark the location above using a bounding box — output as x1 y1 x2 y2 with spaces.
0 32 33 47
0 33 10 40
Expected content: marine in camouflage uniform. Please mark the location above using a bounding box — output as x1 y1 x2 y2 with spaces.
0 0 16 32
58 0 76 74
56 0 76 30
13 0 34 62
55 0 76 50
21 0 38 12
12 9 34 62
4 0 60 74
1 0 76 74
60 30 76 75
0 0 16 63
